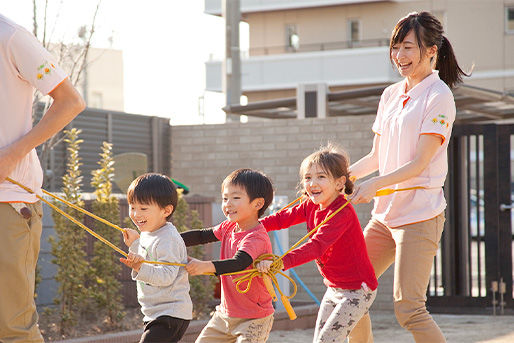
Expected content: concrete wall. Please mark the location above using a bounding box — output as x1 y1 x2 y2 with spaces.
171 115 394 310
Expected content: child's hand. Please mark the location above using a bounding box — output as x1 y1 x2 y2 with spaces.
122 228 140 247
185 258 215 276
120 252 144 272
256 260 273 274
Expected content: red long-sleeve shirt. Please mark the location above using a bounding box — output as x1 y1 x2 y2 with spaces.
261 195 378 290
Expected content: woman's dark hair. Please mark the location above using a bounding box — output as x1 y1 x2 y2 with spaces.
390 11 470 89
221 168 274 218
299 144 354 195
127 173 178 220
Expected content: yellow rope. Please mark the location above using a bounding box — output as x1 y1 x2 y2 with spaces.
6 177 184 267
375 186 426 196
6 176 428 319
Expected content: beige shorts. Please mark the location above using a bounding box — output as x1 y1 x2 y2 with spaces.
195 307 273 343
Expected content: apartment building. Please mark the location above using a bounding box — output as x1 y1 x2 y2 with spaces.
84 47 125 111
47 45 125 111
205 0 514 105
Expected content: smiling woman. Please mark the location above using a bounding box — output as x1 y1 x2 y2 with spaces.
348 11 469 343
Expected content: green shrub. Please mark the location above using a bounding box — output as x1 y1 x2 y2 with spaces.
173 192 216 319
48 128 91 334
90 142 124 325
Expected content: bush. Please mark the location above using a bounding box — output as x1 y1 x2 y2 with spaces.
48 128 91 334
90 142 124 325
172 192 216 319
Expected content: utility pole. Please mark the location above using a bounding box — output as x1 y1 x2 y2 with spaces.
222 0 241 122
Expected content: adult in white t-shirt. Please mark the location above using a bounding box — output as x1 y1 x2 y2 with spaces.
0 14 85 342
348 12 469 343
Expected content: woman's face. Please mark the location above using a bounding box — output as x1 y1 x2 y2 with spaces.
391 30 435 82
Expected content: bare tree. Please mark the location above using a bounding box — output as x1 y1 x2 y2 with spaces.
32 0 102 187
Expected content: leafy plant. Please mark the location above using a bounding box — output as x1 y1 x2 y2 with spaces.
48 128 90 334
173 192 216 319
90 141 124 325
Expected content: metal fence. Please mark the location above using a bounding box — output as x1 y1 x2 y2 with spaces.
427 124 514 314
35 107 171 193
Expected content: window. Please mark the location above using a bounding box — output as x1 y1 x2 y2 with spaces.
348 19 361 47
286 24 299 52
506 7 514 34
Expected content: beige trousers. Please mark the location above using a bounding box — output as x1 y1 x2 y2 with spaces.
195 308 273 343
0 202 44 343
348 213 446 343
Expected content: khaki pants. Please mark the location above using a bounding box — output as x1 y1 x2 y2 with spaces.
0 202 44 343
196 308 273 343
348 213 446 343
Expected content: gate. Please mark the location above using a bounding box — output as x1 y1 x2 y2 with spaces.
427 124 514 313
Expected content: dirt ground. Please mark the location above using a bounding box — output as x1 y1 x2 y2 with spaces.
39 307 144 341
267 311 514 343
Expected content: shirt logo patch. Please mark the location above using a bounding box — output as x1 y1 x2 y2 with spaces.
36 61 55 80
432 114 449 127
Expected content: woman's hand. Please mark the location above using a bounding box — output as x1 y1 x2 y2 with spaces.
120 252 144 272
185 258 215 276
256 260 273 274
122 228 140 247
349 178 381 204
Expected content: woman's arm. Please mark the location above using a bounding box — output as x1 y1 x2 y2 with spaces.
350 134 442 204
349 134 380 180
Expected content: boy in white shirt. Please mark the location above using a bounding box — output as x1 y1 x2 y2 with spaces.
121 173 192 343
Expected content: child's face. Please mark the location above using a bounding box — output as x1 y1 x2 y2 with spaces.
129 201 172 233
302 164 345 209
221 183 262 227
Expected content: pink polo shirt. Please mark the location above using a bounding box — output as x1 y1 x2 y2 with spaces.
213 220 274 319
371 71 455 227
0 14 67 202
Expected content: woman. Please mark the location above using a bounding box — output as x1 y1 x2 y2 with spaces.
348 11 468 343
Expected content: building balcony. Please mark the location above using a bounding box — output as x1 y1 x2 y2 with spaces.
205 45 399 92
204 0 390 15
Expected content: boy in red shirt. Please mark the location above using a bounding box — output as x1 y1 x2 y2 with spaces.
182 168 274 343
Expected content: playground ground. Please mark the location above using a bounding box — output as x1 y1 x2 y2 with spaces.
55 307 514 342
268 310 514 343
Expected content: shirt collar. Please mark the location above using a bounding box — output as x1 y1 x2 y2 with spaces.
400 70 440 100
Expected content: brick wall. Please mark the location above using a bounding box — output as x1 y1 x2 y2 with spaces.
171 116 394 310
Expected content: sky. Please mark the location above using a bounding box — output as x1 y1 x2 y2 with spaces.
1 0 245 125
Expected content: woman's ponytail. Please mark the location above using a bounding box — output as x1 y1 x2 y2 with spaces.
436 36 470 89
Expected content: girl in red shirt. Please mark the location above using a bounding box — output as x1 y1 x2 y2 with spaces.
257 145 377 343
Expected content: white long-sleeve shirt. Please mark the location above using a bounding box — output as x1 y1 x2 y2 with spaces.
130 222 192 321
